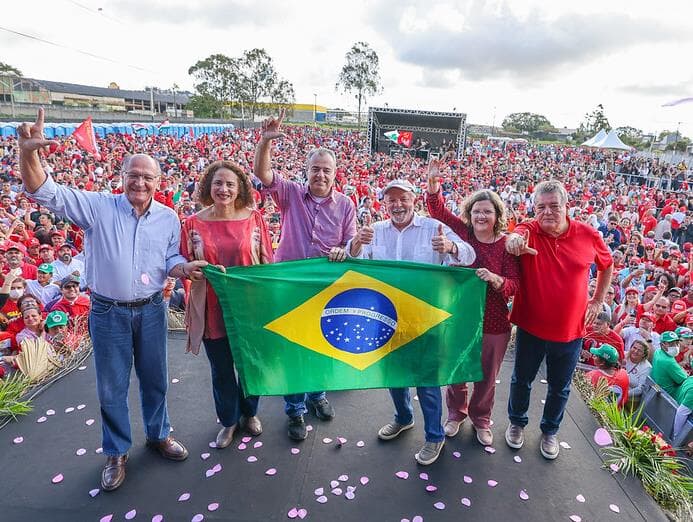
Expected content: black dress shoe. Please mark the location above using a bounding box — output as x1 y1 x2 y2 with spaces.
288 415 307 441
101 454 128 492
308 398 335 421
146 436 189 461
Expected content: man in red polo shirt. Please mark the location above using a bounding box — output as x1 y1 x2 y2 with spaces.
504 180 613 460
651 296 677 333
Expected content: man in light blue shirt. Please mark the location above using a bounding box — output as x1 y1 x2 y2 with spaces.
347 179 475 466
17 109 207 492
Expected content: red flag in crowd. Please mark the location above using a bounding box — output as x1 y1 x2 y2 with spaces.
71 117 101 160
398 131 413 147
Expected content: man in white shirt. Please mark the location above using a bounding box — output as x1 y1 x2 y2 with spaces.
26 263 61 307
51 243 85 283
347 179 475 465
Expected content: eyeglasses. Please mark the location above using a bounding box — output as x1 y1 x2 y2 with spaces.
125 173 159 184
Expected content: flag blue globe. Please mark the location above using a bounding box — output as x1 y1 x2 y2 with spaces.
320 288 398 354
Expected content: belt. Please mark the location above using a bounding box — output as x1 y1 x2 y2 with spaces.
92 291 162 308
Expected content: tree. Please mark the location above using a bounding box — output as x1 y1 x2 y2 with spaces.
576 104 611 140
270 79 296 116
187 94 220 118
188 54 237 118
0 62 22 76
615 126 644 147
665 136 690 152
336 42 382 128
501 112 554 134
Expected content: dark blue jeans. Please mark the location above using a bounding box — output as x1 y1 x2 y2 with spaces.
389 386 444 443
508 328 583 436
89 293 170 457
203 336 259 428
284 391 326 418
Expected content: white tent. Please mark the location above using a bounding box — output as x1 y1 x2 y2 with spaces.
581 129 606 147
590 129 631 150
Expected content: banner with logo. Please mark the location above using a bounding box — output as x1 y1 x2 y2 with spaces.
203 258 485 396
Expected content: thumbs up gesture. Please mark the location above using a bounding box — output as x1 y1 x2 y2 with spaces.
357 212 374 245
506 229 538 256
431 223 452 254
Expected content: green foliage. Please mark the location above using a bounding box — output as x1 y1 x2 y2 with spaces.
501 112 554 134
188 54 237 118
666 136 691 152
336 42 382 128
187 94 223 119
0 62 22 76
615 126 644 147
576 104 611 141
0 374 32 420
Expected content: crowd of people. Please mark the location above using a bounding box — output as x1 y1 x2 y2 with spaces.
2 108 692 490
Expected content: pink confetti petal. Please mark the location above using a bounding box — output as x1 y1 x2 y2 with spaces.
463 475 473 484
287 508 298 519
265 468 277 476
247 455 257 463
77 404 86 410
178 492 191 502
322 438 333 444
540 379 548 384
297 508 307 519
569 516 582 522
331 488 342 496
609 463 620 473
85 419 95 426
78 365 87 371
513 456 522 463
238 443 247 450
345 491 355 500
52 473 63 484
576 494 585 503
316 496 327 504
13 436 23 444
89 488 100 497
346 485 356 493
291 448 300 455
314 487 324 496
212 463 222 473
419 472 429 480
413 517 423 522
487 480 498 487
37 416 47 423
330 480 339 488
484 446 496 454
434 502 446 510
125 509 137 520
337 437 347 445
241 436 252 443
425 485 438 492
306 425 313 432
519 490 529 501
75 448 86 456
594 428 612 446
559 441 571 449
338 474 348 482
356 440 365 447
200 452 210 460
171 378 179 384
609 504 620 513
152 516 163 522
208 441 217 448
191 514 204 522
46 409 55 416
205 469 215 478
207 503 219 512
95 447 103 454
360 476 369 485
395 471 409 480
452 451 461 458
65 407 75 413
461 497 471 507
253 441 263 448
100 516 113 522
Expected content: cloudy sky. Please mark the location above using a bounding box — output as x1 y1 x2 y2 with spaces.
3 0 693 135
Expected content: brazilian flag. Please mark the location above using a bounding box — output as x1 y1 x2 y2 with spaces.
204 258 486 396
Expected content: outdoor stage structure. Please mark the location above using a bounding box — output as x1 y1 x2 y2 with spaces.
367 107 467 160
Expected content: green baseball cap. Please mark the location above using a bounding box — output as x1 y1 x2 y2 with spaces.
38 263 54 274
45 310 68 329
590 343 620 365
675 327 692 339
660 331 680 343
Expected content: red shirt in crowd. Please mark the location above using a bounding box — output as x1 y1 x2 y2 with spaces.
510 218 613 342
51 295 91 317
653 313 677 334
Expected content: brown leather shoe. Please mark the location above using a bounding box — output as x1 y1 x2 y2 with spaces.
101 454 128 492
241 416 263 436
146 436 189 461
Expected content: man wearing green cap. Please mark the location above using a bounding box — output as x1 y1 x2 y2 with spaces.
26 263 60 307
586 344 629 408
651 331 686 399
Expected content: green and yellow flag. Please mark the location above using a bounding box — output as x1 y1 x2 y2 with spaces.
204 258 486 396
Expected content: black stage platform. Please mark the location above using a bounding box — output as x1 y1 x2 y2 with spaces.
0 332 666 521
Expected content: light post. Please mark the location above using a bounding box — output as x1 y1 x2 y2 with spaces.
313 93 317 124
172 83 179 119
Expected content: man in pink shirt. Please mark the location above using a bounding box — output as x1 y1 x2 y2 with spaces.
254 109 356 442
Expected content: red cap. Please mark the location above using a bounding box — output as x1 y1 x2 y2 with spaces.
672 299 687 314
670 251 681 258
28 238 40 248
644 286 658 294
625 287 640 295
640 312 656 322
630 256 641 263
4 241 27 254
684 242 692 252
38 244 53 251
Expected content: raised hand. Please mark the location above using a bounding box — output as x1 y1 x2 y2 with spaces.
260 108 287 142
426 159 443 194
17 108 59 155
505 230 538 256
431 224 452 254
357 213 374 246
